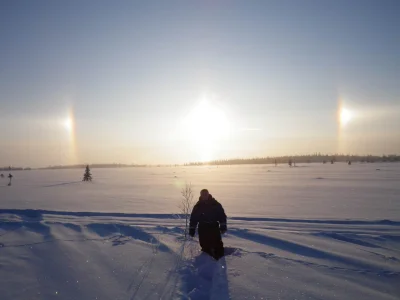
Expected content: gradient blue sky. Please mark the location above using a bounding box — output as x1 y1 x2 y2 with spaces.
1 0 399 167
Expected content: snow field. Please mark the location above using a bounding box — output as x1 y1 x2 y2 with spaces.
0 163 399 299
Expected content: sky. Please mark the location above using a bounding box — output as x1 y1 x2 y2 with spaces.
1 0 399 167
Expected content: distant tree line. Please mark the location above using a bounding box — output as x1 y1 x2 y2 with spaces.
184 154 400 166
3 153 399 170
41 163 148 170
0 166 31 171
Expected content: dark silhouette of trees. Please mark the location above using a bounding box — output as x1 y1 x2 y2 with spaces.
184 154 399 166
41 163 147 170
82 165 92 182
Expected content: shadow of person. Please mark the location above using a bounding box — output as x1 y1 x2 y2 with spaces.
223 247 237 256
180 251 231 300
209 256 231 300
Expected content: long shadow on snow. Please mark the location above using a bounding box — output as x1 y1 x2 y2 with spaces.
0 209 44 221
86 223 170 252
150 239 192 300
315 232 384 249
42 181 82 187
127 237 199 299
2 209 399 226
0 208 180 219
230 217 400 226
229 228 388 273
127 253 158 300
44 222 82 232
0 229 126 249
179 252 230 300
0 221 116 249
0 220 51 238
0 222 23 237
155 225 185 235
142 240 232 300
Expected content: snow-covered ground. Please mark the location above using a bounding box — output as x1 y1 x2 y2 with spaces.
0 163 399 299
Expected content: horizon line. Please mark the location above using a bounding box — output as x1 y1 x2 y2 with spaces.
2 153 399 170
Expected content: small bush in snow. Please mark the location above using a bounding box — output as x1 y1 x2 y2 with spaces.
179 183 194 240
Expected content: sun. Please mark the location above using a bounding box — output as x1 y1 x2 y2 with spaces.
182 100 230 161
63 117 73 132
184 101 229 140
339 108 352 126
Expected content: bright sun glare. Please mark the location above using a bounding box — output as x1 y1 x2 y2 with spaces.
182 100 230 161
64 117 73 132
340 108 352 126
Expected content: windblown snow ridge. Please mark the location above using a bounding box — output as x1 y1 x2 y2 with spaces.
0 209 399 226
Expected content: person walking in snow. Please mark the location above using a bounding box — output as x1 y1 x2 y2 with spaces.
189 189 227 260
8 173 13 186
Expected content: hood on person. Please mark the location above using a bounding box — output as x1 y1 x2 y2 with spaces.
200 189 212 201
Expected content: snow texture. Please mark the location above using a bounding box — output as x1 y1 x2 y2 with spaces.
0 163 399 299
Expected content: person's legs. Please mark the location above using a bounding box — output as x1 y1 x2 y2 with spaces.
198 226 211 254
205 226 224 260
212 228 224 260
215 241 224 259
198 224 225 259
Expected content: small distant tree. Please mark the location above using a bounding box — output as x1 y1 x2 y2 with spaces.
179 183 194 239
82 165 92 181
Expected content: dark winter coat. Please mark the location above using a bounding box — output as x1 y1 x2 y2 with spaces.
189 195 227 233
